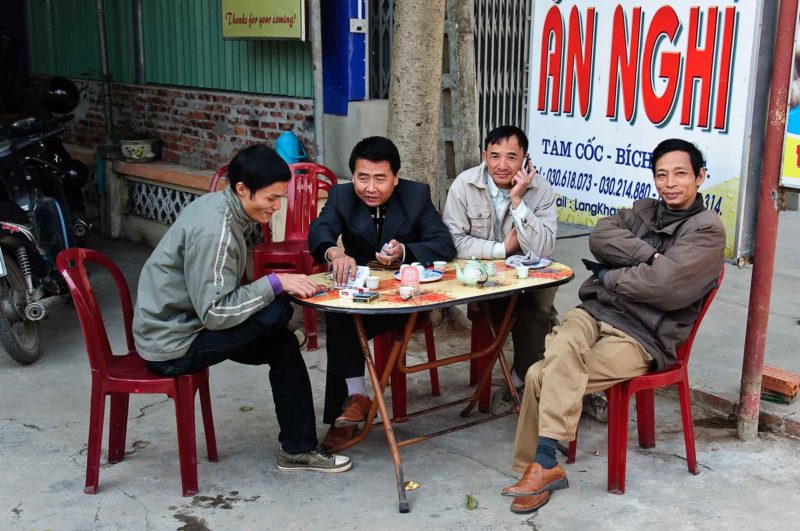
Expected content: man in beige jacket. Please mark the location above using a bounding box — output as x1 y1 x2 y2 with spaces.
443 125 559 403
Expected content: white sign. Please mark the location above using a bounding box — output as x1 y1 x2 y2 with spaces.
527 1 763 258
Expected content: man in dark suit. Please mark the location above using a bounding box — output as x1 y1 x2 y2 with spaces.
308 136 456 449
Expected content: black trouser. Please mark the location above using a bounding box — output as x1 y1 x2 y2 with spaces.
322 312 406 425
146 297 317 454
489 286 560 378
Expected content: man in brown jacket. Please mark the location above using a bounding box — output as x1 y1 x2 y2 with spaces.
501 138 725 514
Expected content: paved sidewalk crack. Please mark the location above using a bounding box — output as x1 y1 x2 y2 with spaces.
131 398 170 420
121 489 152 530
1 418 43 431
441 448 517 480
633 447 713 470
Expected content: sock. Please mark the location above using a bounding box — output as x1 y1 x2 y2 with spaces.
511 369 524 389
345 377 367 397
534 437 558 469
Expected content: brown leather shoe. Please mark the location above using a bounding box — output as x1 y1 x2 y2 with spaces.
501 463 568 497
510 491 551 514
334 394 372 427
321 424 356 451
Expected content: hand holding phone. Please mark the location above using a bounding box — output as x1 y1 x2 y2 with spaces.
523 154 531 174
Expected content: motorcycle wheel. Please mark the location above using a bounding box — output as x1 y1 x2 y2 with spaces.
0 252 41 364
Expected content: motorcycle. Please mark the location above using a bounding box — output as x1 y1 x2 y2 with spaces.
0 77 90 364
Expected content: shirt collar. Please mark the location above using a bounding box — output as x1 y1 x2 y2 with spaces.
485 169 511 199
485 169 501 198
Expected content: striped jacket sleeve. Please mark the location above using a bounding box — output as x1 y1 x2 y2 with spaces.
184 222 275 331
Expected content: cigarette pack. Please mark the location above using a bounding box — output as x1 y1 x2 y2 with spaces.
339 289 358 298
353 292 379 303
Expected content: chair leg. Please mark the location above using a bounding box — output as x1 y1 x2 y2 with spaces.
469 313 493 410
607 383 629 495
174 377 199 497
374 334 389 379
422 321 440 396
107 392 130 464
635 389 656 449
677 378 699 475
469 315 492 387
391 361 408 420
84 379 106 494
476 357 493 413
567 433 578 464
198 378 218 462
302 306 318 351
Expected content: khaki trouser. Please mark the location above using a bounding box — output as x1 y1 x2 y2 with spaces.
512 308 654 474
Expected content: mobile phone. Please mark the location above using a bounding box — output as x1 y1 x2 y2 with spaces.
523 154 532 173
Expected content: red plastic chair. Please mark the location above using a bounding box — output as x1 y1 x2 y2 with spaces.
374 313 440 420
57 248 218 497
251 162 337 351
567 267 724 494
209 164 229 192
373 299 502 419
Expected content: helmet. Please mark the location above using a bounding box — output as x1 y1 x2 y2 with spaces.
39 77 80 114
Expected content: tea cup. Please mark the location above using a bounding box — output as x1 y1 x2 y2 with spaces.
398 285 415 300
366 275 380 290
515 265 530 279
432 261 447 273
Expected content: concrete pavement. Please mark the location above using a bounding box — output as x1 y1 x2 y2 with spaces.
1 211 799 530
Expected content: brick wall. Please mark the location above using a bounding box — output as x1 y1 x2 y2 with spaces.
65 79 315 170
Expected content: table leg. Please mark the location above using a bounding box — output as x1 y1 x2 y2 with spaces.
460 294 519 418
353 313 414 514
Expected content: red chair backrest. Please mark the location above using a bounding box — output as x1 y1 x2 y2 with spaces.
675 265 724 365
279 162 337 242
209 164 229 193
56 248 136 376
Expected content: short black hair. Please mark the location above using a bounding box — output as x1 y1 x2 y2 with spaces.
484 125 529 153
651 139 704 176
348 136 401 174
227 144 291 196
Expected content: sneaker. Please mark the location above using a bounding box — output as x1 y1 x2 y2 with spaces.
491 385 525 414
582 393 608 423
276 448 352 473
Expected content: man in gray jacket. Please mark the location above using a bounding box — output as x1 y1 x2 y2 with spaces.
133 144 351 473
443 125 559 402
500 138 725 514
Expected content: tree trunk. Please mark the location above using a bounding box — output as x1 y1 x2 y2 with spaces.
387 0 447 200
452 0 481 170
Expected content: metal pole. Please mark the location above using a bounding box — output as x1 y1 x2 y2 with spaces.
133 0 145 84
309 0 325 163
737 0 798 440
95 0 114 144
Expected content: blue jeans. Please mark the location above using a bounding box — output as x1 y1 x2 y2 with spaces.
146 297 318 453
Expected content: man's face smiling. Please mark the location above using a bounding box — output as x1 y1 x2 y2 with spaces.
483 135 525 189
653 151 705 211
235 181 288 224
352 158 399 207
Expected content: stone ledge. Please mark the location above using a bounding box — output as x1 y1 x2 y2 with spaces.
113 160 215 193
64 143 97 166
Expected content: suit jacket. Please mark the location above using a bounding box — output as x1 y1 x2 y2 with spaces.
308 179 456 265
